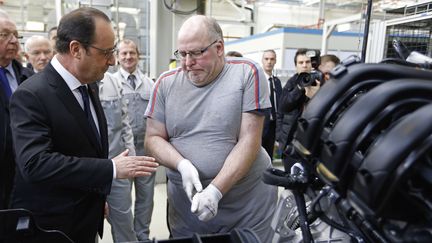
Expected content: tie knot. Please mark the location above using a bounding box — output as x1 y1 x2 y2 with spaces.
78 85 86 92
128 74 136 81
78 85 88 97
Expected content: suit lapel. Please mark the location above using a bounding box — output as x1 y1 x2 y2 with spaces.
45 64 105 156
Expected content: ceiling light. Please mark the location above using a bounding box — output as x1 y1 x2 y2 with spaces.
337 23 351 32
25 21 45 31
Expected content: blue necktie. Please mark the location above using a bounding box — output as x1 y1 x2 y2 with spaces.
78 85 101 147
0 67 12 99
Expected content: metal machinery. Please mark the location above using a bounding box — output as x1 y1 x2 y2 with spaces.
265 45 432 242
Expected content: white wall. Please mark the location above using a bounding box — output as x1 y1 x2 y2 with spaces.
153 0 365 80
255 4 358 33
204 1 360 40
225 28 362 80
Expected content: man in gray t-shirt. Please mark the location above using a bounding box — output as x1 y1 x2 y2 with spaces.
145 15 277 241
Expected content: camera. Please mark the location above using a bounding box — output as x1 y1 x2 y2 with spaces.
307 49 321 69
296 49 324 87
297 71 324 87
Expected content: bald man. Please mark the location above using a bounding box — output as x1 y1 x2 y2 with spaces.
144 15 277 241
24 35 53 73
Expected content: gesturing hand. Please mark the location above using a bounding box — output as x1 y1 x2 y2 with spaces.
177 159 203 201
191 184 222 222
113 149 159 179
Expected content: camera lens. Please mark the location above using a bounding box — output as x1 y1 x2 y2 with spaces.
297 71 324 87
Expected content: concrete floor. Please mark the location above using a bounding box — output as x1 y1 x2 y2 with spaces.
100 182 170 243
99 161 284 243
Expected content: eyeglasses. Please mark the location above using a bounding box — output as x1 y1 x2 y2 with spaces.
174 40 218 60
88 44 117 59
0 31 23 41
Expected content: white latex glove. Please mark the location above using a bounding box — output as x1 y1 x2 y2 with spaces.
177 159 203 201
191 184 222 222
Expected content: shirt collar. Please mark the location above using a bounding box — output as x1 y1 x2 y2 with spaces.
4 62 14 74
119 67 139 80
51 55 83 91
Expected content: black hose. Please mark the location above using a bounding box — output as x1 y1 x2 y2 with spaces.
293 191 314 243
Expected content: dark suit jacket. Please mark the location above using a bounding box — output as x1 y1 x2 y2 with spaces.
262 76 282 159
262 75 282 137
0 59 33 209
9 63 112 243
12 59 35 82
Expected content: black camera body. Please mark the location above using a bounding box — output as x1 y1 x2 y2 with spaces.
308 49 321 69
296 49 324 87
297 71 324 87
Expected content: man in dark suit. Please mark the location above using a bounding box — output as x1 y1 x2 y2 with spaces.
9 7 158 243
0 16 34 210
261 49 282 161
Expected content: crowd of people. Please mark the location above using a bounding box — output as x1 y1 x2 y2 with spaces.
0 6 340 243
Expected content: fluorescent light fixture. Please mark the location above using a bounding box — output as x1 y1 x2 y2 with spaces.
118 22 126 29
337 23 351 32
79 0 113 6
110 6 140 15
26 21 45 31
304 0 321 6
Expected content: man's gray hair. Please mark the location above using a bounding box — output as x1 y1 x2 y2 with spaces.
204 16 224 43
24 35 52 53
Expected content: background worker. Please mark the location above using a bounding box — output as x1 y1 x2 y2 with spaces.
24 35 53 73
113 39 156 241
261 49 282 161
99 72 138 242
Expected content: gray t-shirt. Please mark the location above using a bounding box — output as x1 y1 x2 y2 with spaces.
146 58 271 183
145 58 276 240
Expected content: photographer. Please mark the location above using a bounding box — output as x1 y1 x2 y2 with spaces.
276 48 322 170
319 54 340 82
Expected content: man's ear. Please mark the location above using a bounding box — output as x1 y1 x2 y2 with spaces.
69 40 82 59
216 41 225 57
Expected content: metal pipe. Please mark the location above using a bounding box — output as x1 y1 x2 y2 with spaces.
55 0 62 25
115 0 120 40
361 0 373 63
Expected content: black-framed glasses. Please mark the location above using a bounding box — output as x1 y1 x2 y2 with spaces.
174 40 218 60
88 44 117 59
0 31 23 41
